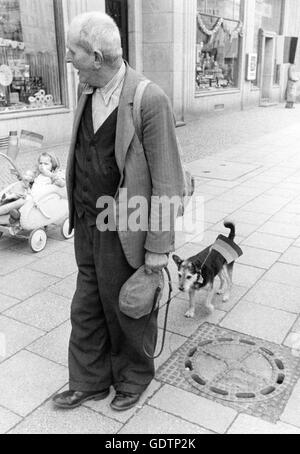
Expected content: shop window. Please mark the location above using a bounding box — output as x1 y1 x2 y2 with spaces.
196 1 242 93
0 0 66 114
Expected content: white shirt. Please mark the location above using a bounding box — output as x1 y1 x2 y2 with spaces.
91 62 126 133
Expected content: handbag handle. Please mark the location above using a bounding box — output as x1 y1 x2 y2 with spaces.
142 267 173 360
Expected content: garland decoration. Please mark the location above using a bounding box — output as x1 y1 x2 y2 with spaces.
197 14 223 36
197 13 244 42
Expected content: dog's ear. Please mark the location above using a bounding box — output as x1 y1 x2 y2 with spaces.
172 255 183 268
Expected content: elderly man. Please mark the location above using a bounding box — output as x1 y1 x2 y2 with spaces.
53 11 185 412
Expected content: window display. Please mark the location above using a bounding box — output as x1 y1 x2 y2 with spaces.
196 0 243 92
0 0 63 113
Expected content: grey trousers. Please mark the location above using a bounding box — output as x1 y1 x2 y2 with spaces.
68 214 158 394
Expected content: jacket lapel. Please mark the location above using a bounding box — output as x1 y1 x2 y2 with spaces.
115 65 142 175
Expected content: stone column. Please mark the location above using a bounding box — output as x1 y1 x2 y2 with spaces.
128 0 143 72
182 0 197 116
142 0 174 102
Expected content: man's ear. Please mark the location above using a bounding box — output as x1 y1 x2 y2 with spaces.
172 255 183 269
94 50 103 69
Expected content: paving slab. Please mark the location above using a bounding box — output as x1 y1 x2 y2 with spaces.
211 221 258 238
193 229 243 248
262 263 300 288
242 232 293 253
148 384 237 434
119 405 212 435
281 380 300 428
8 399 121 434
0 406 22 434
232 263 265 288
4 291 71 331
292 317 300 333
265 187 300 199
220 300 297 344
246 281 300 314
0 350 68 417
197 183 228 196
186 159 260 181
158 296 226 337
213 285 249 312
0 315 44 362
275 212 300 227
0 293 20 313
27 320 71 367
230 209 272 226
48 273 77 300
228 414 300 434
28 252 77 279
0 269 59 300
205 198 245 214
279 247 300 267
203 209 229 224
241 196 289 215
284 201 300 214
0 249 37 276
258 222 300 239
237 246 280 269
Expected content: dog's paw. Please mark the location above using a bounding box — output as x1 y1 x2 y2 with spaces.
185 310 195 319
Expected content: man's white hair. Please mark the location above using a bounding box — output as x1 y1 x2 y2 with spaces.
70 12 123 66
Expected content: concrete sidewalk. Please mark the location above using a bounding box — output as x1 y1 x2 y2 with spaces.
1 104 300 434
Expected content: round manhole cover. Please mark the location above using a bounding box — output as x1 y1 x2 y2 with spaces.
184 338 286 403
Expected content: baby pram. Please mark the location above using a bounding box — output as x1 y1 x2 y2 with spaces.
0 152 74 253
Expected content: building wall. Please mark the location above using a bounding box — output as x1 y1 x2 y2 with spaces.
1 0 300 148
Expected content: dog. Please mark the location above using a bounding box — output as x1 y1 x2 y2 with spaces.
172 222 237 318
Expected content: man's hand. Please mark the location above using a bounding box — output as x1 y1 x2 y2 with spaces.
145 252 169 274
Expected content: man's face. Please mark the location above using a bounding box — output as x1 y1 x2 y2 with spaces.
66 29 97 85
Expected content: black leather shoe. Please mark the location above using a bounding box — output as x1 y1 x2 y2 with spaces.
110 392 141 412
53 389 110 409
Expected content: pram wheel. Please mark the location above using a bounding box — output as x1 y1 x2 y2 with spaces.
0 232 3 239
29 228 47 253
61 218 74 240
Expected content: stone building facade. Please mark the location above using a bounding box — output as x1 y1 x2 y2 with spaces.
0 0 299 147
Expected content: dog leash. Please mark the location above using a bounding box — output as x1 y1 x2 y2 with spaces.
195 247 212 287
142 266 173 360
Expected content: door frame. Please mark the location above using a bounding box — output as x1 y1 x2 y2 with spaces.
257 29 277 102
105 0 129 61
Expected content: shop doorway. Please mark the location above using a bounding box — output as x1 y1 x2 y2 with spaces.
258 30 277 103
105 0 129 61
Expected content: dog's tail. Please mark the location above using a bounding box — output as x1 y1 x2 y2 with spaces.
224 222 235 241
